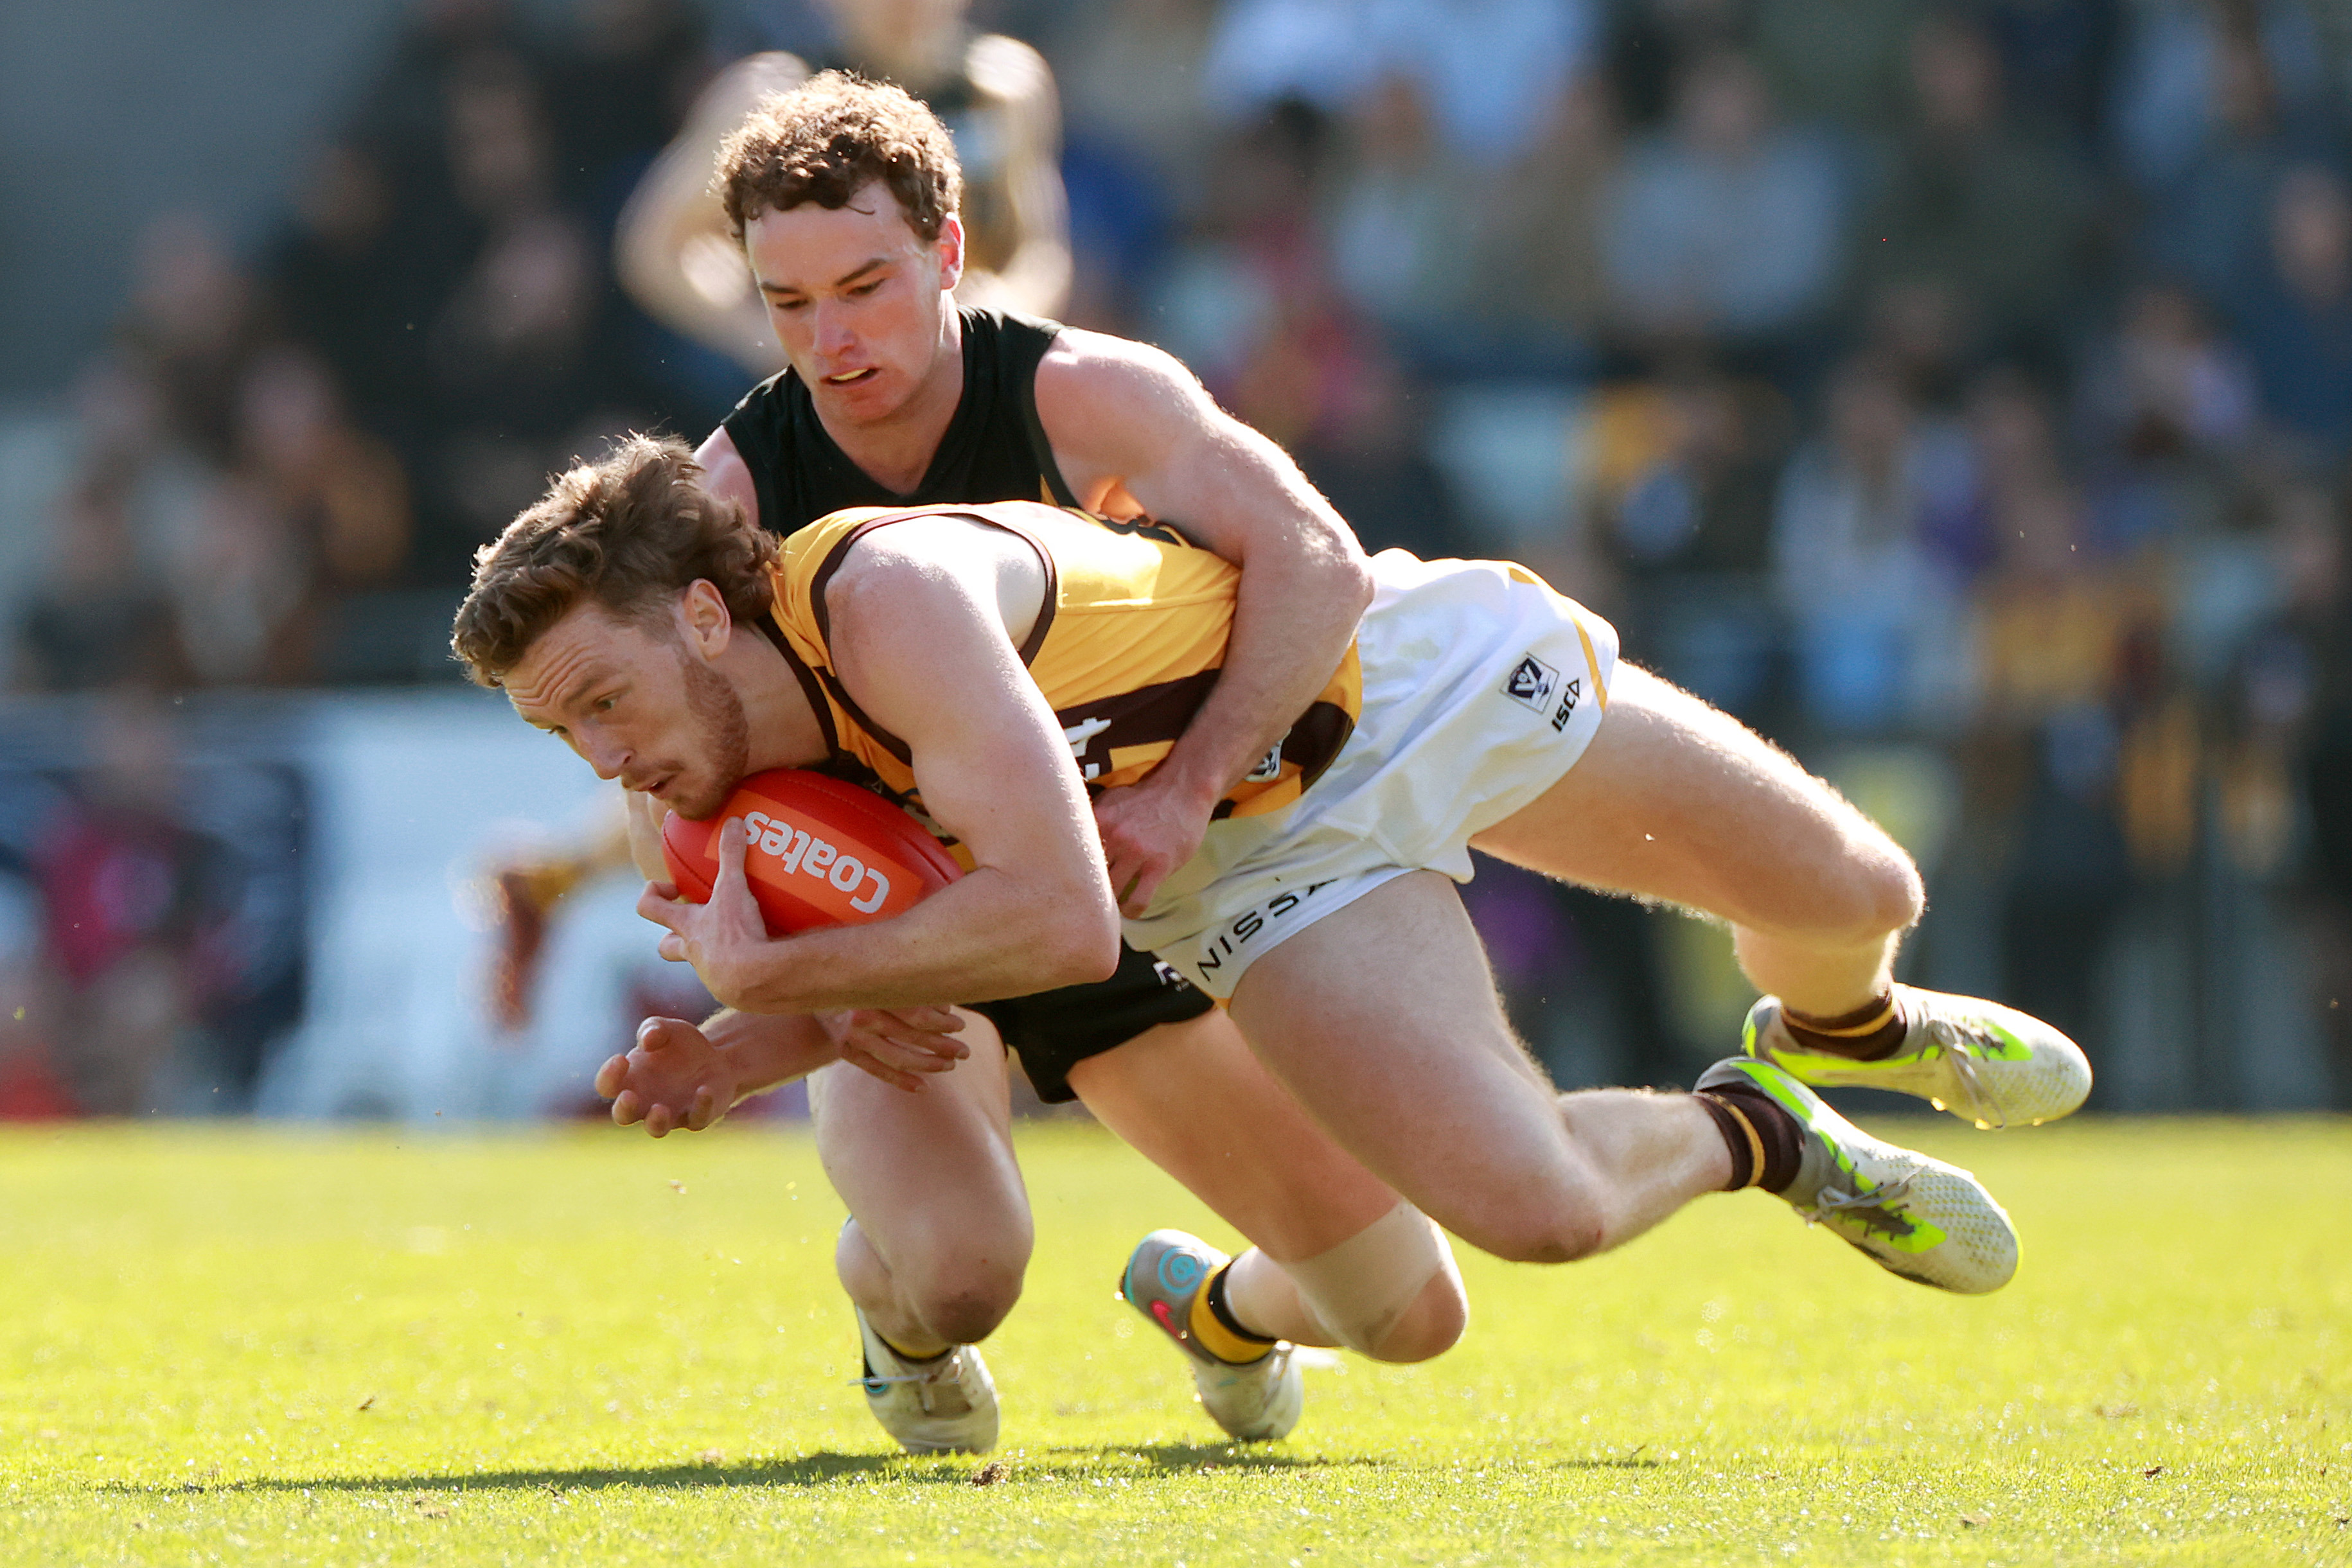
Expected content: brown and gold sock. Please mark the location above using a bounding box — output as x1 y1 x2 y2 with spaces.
1692 1079 1805 1195
1782 992 1908 1061
1187 1263 1276 1364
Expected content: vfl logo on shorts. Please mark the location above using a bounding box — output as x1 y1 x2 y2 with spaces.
1503 654 1559 711
1505 655 1584 731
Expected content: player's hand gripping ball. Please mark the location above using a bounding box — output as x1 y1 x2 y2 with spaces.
660 770 962 934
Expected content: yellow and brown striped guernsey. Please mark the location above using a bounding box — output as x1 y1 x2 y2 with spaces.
767 501 1363 847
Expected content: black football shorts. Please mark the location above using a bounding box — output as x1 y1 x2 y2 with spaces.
972 940 1214 1102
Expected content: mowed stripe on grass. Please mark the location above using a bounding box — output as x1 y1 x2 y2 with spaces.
0 1117 2344 1565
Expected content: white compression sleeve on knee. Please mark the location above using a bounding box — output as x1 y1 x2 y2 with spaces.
1281 1201 1458 1357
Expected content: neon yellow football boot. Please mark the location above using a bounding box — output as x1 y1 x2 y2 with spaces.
1697 1057 2019 1294
1743 984 2092 1129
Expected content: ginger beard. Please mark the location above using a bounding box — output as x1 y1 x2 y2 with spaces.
666 639 753 822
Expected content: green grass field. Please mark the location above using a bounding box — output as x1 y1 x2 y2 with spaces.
1 1117 2346 1565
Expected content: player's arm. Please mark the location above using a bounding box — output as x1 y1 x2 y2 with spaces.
613 53 805 376
1037 331 1374 912
595 1002 972 1135
693 426 762 527
636 519 1120 1012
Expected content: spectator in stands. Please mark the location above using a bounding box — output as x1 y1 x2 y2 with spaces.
27 701 217 1114
2074 281 2259 552
2220 164 2352 459
1327 72 1474 344
1048 0 1212 331
1857 8 2101 371
1589 368 1795 722
1965 369 2148 1054
1770 355 1979 734
1975 0 2121 150
1601 51 1848 367
118 215 267 468
1750 0 1924 130
236 348 413 595
15 474 188 694
2127 5 2343 310
1290 355 1473 562
1458 73 1619 363
2111 0 2336 197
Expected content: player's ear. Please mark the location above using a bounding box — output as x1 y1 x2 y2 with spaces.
678 579 733 660
934 213 965 293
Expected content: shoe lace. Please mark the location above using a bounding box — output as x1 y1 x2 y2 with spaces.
853 1353 971 1414
1922 1016 2005 1129
1804 1174 1919 1240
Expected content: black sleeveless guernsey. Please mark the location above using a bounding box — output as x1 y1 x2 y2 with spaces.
723 308 1080 525
719 307 1210 1100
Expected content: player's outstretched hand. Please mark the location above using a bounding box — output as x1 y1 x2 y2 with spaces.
821 1006 969 1093
597 1016 740 1136
637 816 767 1007
1092 774 1214 916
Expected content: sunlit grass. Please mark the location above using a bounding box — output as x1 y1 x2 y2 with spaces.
1 1117 2344 1564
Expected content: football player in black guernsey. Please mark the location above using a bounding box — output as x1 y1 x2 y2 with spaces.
583 73 1465 1451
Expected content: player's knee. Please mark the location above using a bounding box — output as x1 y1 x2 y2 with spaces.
1451 1189 1606 1265
906 1267 1023 1346
1360 1272 1469 1364
1763 829 1923 944
1287 1202 1466 1361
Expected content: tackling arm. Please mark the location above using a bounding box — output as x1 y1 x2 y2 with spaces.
1038 332 1374 910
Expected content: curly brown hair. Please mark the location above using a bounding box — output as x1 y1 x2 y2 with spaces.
450 435 778 686
716 70 963 243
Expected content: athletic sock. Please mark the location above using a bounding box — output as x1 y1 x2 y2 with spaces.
1189 1263 1276 1364
1692 1082 1805 1195
1782 991 1907 1061
874 1330 952 1366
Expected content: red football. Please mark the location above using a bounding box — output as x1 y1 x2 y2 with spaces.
660 770 962 936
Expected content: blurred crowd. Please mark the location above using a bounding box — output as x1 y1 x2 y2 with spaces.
11 0 2352 1106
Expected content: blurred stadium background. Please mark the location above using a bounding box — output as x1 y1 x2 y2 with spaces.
0 0 2347 1123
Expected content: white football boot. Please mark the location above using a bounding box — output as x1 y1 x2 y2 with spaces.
1698 1058 2020 1294
853 1308 999 1454
1742 984 2092 1129
1119 1230 1303 1441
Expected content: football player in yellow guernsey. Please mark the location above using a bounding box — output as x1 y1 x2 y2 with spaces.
479 71 1472 1454
457 440 2093 1442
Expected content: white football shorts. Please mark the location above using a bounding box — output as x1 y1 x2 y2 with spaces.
1128 549 1619 998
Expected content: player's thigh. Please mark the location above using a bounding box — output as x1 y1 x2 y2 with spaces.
1471 663 1918 937
1226 872 1604 1263
1066 1007 1406 1263
809 1009 1033 1279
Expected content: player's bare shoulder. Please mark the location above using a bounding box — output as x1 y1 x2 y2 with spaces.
1032 328 1216 486
693 427 761 528
820 511 1049 653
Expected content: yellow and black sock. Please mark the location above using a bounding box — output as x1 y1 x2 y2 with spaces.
874 1330 951 1366
1187 1264 1275 1364
1783 992 1907 1061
